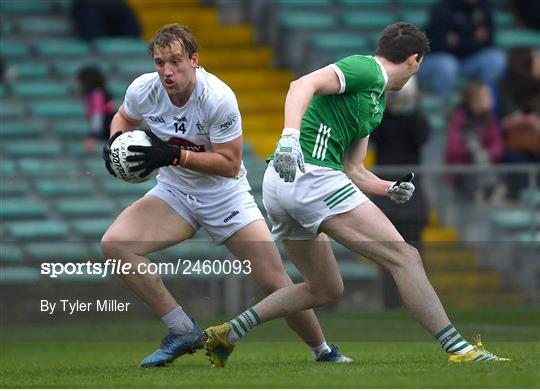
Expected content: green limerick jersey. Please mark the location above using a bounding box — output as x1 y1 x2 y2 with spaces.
300 55 388 171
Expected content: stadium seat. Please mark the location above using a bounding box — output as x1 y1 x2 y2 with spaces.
306 32 368 70
11 63 50 79
12 81 71 98
3 141 62 157
108 80 129 99
29 101 84 118
0 267 40 284
0 0 54 14
81 157 108 176
115 61 155 77
16 16 72 35
101 179 157 196
495 29 540 49
491 210 540 230
0 244 23 263
71 218 113 239
25 242 90 262
52 61 111 77
0 39 31 58
115 196 141 210
65 142 102 157
34 39 91 57
337 0 392 6
341 11 396 29
400 10 429 26
520 188 540 207
0 179 29 196
51 120 90 137
0 120 45 138
94 38 149 56
0 199 49 219
36 179 95 197
55 198 117 217
1 102 25 119
494 11 514 28
0 160 17 177
5 220 70 240
18 159 81 176
397 0 438 4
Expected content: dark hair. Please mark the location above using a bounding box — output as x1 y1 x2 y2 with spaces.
77 65 108 96
149 23 198 58
375 22 430 64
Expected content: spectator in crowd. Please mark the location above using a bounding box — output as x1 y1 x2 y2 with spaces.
499 47 540 198
510 0 540 31
77 65 116 152
371 77 430 308
419 0 506 96
72 0 141 42
445 81 505 203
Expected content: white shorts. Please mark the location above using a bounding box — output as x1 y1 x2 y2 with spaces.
263 162 369 240
147 182 264 244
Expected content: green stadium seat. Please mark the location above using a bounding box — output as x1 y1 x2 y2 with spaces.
397 0 437 4
29 101 84 118
52 61 110 77
101 179 156 196
495 29 540 49
0 0 54 14
494 11 514 28
51 120 90 137
3 141 62 157
94 38 149 56
0 120 45 138
36 179 95 197
0 40 31 58
310 33 367 52
0 198 49 219
284 261 376 280
279 12 336 30
82 157 108 176
72 218 113 239
491 210 540 230
6 220 70 240
0 179 29 196
0 85 4 98
65 142 102 157
55 198 116 217
0 244 23 263
0 160 17 176
12 82 71 98
109 80 129 99
34 40 91 57
1 101 25 119
11 63 50 78
400 10 429 26
520 189 540 207
0 267 40 284
116 196 141 209
341 11 396 29
16 16 72 35
115 60 155 76
18 159 81 176
25 242 90 262
277 0 332 9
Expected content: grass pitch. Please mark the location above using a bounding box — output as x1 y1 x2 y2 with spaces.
1 307 539 388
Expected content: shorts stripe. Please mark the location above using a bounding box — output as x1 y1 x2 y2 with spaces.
324 183 354 205
328 187 356 209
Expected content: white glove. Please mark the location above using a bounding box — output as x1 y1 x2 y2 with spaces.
273 128 306 182
387 179 415 204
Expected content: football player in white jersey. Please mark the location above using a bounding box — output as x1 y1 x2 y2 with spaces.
101 24 350 367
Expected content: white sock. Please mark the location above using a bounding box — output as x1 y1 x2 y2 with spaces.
161 306 194 334
310 341 331 359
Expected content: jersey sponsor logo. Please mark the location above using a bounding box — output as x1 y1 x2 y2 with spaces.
168 137 206 152
196 120 208 136
219 112 238 132
312 123 332 160
149 116 165 124
223 210 239 223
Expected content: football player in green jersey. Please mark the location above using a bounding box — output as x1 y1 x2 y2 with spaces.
205 22 508 366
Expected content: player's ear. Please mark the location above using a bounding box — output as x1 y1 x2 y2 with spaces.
406 53 419 65
190 52 199 68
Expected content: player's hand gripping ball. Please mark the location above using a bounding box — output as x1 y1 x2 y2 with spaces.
106 130 157 183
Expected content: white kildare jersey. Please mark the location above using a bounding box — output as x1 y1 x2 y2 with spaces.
123 67 250 195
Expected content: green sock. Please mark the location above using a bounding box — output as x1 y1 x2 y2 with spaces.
436 324 474 355
227 307 261 344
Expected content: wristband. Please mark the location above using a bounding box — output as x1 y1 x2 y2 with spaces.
282 127 300 139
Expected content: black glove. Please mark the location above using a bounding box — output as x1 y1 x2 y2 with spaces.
126 129 183 177
102 130 123 177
